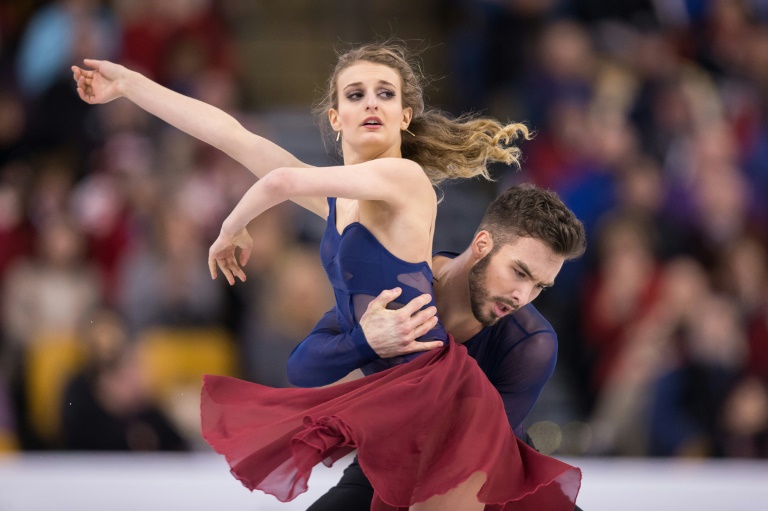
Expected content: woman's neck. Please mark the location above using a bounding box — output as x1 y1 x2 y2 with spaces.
342 144 402 165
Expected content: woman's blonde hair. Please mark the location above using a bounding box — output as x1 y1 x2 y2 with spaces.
314 42 531 185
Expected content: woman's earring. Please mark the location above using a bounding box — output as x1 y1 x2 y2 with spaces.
403 127 416 137
336 131 341 142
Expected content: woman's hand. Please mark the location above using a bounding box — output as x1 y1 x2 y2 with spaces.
71 59 127 104
208 227 253 286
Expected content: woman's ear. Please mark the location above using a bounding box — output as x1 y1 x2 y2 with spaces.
328 109 341 132
401 107 413 131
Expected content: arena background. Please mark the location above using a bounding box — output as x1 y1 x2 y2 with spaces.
0 0 767 509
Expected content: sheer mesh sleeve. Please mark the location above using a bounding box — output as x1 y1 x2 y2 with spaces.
466 304 558 438
286 307 379 387
495 331 557 437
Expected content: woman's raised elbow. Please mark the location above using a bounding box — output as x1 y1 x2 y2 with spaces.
260 167 297 198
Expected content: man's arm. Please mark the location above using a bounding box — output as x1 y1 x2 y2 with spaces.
287 289 441 387
287 308 380 387
492 326 558 437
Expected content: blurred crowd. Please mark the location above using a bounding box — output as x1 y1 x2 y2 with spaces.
0 0 766 460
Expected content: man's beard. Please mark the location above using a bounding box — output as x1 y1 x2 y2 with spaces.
468 252 498 326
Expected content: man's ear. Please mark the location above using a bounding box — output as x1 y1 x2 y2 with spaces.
471 230 494 261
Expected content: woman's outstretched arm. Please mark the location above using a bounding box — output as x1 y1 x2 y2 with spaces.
72 59 327 216
208 157 434 285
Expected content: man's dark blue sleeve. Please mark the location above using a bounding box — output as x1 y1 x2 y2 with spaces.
286 307 379 387
472 306 559 438
494 331 557 438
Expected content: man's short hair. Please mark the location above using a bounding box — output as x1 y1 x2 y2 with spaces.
478 184 586 260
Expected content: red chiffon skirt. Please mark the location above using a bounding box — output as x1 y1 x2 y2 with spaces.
201 340 581 510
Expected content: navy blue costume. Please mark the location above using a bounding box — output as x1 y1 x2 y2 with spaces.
201 197 580 510
307 197 448 375
288 248 559 438
287 204 569 510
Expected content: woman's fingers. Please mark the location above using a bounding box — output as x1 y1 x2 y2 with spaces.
228 258 247 283
239 244 252 267
74 75 93 103
71 66 92 82
72 64 102 104
83 58 101 70
75 84 94 104
209 230 251 285
208 257 218 280
215 258 235 286
212 256 246 286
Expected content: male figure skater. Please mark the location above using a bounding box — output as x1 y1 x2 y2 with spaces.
288 184 587 511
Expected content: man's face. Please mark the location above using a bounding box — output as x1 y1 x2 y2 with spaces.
469 235 565 326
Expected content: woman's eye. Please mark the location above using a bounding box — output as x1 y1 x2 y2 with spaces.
347 92 362 100
379 90 395 99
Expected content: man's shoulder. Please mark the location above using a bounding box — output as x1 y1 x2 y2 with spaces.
494 303 556 340
468 303 557 357
470 303 558 382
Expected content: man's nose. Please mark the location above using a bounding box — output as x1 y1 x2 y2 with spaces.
510 283 534 307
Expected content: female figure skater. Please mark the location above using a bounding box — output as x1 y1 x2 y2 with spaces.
73 43 580 511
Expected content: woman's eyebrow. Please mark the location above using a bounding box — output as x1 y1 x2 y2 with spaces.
343 80 396 90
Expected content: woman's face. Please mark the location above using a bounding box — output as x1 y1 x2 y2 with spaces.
329 61 412 163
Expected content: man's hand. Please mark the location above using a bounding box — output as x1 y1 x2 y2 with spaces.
359 288 443 358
